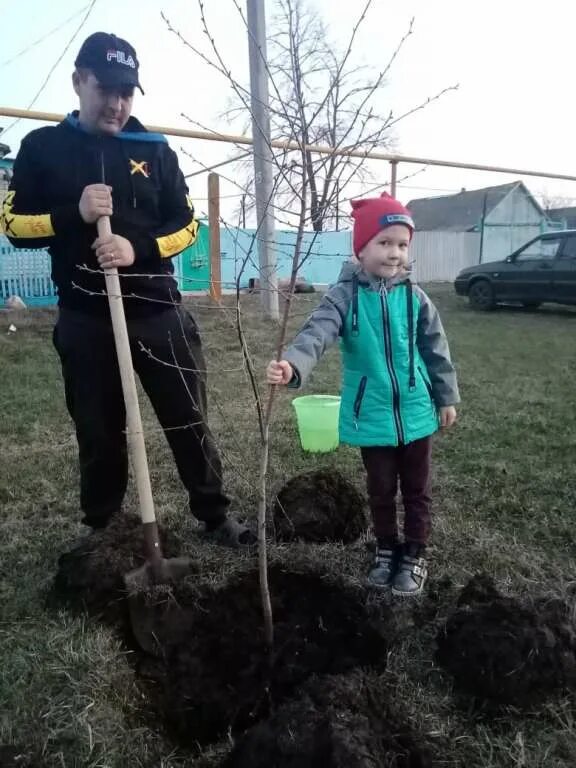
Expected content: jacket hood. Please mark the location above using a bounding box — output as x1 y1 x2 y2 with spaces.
63 112 167 143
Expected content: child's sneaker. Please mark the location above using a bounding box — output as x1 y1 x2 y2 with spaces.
367 546 398 589
392 545 428 597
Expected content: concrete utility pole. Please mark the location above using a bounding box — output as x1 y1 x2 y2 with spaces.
247 0 279 320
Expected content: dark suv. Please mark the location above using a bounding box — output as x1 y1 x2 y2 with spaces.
454 230 576 310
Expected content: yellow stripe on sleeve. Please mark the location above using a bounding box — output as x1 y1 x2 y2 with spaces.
0 191 55 238
156 218 199 259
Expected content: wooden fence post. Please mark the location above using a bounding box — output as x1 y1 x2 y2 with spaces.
208 172 222 301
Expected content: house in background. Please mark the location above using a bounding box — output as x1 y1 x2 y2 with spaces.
408 181 562 265
546 207 576 229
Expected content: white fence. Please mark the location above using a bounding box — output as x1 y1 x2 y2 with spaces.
410 231 480 283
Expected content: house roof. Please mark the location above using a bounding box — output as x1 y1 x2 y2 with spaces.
407 181 540 232
546 207 576 226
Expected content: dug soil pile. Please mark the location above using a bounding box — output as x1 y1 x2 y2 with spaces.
273 469 367 543
225 671 435 768
52 512 184 628
52 516 431 758
141 564 391 746
436 574 576 707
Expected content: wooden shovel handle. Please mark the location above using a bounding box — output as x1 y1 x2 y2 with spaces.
98 217 161 560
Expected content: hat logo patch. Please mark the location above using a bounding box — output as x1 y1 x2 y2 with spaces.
379 213 414 228
106 49 136 68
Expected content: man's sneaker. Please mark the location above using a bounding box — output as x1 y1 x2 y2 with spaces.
367 547 398 589
391 549 428 597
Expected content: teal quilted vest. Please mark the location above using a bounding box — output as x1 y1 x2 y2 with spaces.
339 277 439 447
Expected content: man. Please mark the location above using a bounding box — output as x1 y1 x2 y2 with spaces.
1 32 254 547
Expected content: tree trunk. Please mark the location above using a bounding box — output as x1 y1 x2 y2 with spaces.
258 421 273 649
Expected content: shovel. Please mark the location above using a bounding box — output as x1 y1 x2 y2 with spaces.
98 216 193 652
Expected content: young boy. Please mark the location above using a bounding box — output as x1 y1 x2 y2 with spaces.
267 193 459 596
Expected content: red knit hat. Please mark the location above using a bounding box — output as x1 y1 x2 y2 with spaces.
351 193 415 256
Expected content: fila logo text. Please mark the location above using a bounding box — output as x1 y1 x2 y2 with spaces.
106 50 136 68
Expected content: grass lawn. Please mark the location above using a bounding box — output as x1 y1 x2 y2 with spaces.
1 286 576 766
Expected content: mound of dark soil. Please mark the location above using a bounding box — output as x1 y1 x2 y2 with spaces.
0 746 36 767
412 576 456 628
436 575 576 706
273 469 367 543
456 573 501 607
51 512 183 626
144 564 390 747
50 517 397 753
226 672 434 768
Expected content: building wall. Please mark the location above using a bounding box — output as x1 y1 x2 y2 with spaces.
410 231 480 282
481 187 547 262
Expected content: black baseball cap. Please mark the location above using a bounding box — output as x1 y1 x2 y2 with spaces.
75 32 144 93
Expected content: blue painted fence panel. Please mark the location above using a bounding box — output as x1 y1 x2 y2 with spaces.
220 228 352 289
1 228 353 306
0 237 57 306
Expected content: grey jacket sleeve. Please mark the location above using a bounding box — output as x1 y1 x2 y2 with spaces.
282 280 351 388
415 286 460 407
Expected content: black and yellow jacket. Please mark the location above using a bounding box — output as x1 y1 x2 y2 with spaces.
1 112 198 316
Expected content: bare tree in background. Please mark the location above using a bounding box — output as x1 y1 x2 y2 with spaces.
224 0 456 231
539 190 575 212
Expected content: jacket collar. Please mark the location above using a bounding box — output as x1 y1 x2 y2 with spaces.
63 112 167 143
338 258 411 291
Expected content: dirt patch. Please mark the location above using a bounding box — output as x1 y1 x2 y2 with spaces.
273 469 367 543
51 512 184 628
141 564 390 747
225 672 434 768
411 576 456 629
436 574 576 707
456 573 501 607
0 746 36 767
50 516 397 752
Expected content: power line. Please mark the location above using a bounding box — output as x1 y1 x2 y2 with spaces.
0 4 91 69
0 0 98 140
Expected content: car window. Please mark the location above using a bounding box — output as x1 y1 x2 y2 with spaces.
560 236 576 259
515 238 562 262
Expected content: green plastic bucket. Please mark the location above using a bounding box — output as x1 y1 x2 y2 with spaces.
292 395 341 453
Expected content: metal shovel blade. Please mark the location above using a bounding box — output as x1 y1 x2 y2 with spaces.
124 556 195 655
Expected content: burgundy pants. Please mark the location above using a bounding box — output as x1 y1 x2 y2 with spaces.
361 436 433 546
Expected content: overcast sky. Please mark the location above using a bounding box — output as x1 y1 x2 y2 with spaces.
2 0 576 225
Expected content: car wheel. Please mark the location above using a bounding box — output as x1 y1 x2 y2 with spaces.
468 279 495 311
